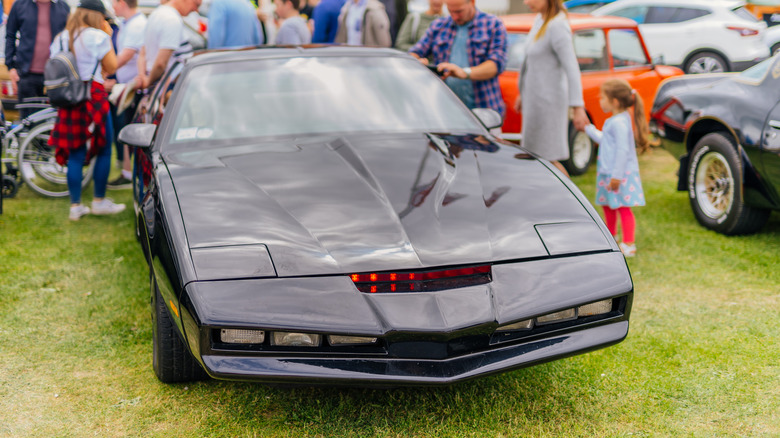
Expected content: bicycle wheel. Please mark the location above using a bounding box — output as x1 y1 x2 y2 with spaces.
18 122 95 198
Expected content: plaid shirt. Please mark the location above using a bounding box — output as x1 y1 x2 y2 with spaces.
410 10 508 117
50 82 110 166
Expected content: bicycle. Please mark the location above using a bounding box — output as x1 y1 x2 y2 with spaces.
1 98 94 198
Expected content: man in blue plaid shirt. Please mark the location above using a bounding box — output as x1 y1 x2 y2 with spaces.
409 0 508 118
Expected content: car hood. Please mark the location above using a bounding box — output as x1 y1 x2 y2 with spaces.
164 132 609 277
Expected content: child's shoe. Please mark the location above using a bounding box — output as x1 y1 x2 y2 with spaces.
619 242 636 257
69 204 91 221
92 198 126 215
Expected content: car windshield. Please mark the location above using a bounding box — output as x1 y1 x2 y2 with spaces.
738 54 780 83
166 56 483 145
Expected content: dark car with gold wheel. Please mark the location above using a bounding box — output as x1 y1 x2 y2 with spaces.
651 54 780 235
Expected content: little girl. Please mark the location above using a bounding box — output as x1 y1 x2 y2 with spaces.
584 79 647 257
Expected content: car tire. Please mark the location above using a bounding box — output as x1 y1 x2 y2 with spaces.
152 274 209 383
687 132 769 235
563 121 595 176
772 43 780 57
684 52 727 74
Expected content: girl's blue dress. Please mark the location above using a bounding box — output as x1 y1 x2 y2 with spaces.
585 111 645 209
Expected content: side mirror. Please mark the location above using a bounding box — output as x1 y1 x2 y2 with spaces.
118 123 157 149
652 54 665 66
472 108 503 130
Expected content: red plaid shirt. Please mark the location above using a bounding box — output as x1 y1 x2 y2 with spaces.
50 82 110 166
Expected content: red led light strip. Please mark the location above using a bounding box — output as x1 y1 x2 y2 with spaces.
350 265 492 293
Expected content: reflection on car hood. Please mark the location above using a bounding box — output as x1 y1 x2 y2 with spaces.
165 132 603 276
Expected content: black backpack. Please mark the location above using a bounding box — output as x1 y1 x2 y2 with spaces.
44 33 99 108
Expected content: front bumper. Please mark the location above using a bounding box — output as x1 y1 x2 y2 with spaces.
202 320 629 386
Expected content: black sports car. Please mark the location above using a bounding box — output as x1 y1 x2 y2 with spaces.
651 54 780 235
120 47 633 386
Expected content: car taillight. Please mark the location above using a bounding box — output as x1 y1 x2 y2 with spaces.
350 265 492 293
726 26 759 36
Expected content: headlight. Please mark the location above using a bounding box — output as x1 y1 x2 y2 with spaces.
496 319 533 332
578 299 613 316
220 329 265 344
536 308 577 325
271 332 321 347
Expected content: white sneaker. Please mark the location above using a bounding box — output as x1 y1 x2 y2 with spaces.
92 198 126 215
69 204 91 221
619 242 637 258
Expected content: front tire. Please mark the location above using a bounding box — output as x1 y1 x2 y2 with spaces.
152 274 209 383
687 133 769 235
771 43 780 57
563 121 595 176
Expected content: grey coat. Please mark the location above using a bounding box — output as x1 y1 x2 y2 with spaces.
518 13 584 162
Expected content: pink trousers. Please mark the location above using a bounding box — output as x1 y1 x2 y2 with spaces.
602 206 636 244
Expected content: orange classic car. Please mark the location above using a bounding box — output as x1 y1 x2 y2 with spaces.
499 13 684 174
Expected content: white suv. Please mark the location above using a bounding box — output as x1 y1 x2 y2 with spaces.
592 0 769 73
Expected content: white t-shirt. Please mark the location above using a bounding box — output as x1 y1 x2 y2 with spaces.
49 28 113 84
144 4 184 74
116 12 148 84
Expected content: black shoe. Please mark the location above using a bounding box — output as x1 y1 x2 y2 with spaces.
107 175 132 190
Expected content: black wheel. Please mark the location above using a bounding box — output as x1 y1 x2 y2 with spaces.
152 273 209 383
2 175 19 198
687 132 769 235
685 52 727 74
563 121 595 176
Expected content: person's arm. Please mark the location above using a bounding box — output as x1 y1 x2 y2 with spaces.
101 49 119 77
584 123 603 144
144 49 173 89
408 20 437 61
116 47 137 69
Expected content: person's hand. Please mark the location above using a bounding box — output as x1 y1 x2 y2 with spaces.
436 62 461 80
104 78 116 93
9 68 19 95
513 93 522 113
608 178 621 192
572 106 588 131
140 75 150 90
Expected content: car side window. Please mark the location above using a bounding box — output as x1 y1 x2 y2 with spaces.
573 29 608 72
608 29 649 68
645 7 709 24
505 33 528 72
608 6 649 24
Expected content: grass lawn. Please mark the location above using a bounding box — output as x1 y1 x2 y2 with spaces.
1 150 778 437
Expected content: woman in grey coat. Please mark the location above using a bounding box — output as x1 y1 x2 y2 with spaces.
514 0 588 176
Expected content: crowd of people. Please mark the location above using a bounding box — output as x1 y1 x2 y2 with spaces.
3 0 646 255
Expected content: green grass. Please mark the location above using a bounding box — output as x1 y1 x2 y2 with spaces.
1 151 779 437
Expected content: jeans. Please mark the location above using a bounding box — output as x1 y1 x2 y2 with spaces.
67 114 114 204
